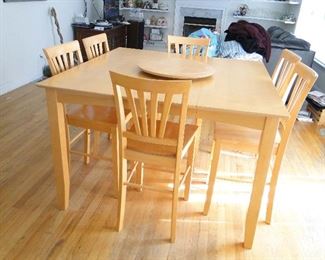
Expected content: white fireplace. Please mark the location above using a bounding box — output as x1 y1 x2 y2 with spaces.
174 0 227 36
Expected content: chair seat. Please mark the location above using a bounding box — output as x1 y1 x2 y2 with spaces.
214 122 281 153
66 105 117 132
127 121 199 157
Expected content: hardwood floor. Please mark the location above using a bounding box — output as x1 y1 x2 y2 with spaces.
1 84 324 259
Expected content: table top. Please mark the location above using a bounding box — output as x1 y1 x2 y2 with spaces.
37 47 289 118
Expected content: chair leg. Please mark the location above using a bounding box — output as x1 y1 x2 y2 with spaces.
266 147 286 224
136 162 144 192
117 158 127 232
184 140 195 201
203 139 221 216
193 118 203 166
171 169 180 243
84 129 91 165
93 130 101 157
111 128 119 196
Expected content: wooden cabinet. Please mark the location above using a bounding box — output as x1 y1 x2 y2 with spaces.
126 20 144 49
119 3 172 51
72 24 127 60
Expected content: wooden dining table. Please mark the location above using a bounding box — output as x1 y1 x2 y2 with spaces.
36 47 289 249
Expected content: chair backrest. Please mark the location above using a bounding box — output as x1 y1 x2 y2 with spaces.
168 35 210 58
272 49 301 100
110 71 191 162
43 40 83 76
279 62 318 142
82 33 109 60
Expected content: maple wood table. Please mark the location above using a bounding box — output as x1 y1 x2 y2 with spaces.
37 48 289 249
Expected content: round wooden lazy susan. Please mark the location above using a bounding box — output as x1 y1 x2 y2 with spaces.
138 57 215 80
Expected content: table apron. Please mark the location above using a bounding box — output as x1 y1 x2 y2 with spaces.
57 91 114 107
56 90 198 117
56 90 269 130
196 109 266 130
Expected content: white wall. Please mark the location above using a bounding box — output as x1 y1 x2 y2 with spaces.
0 0 86 95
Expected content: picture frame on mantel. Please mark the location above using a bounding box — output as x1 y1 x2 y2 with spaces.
3 0 47 2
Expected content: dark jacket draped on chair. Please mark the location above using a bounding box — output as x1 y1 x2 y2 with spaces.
225 20 271 62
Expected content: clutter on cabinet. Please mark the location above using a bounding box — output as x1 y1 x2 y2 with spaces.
74 14 90 25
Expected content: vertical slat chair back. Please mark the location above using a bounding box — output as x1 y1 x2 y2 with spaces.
272 49 301 101
82 33 109 60
43 40 83 76
263 62 317 224
110 71 191 160
168 35 210 58
278 62 318 143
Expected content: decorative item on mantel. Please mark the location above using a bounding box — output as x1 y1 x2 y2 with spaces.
233 4 249 16
281 14 296 23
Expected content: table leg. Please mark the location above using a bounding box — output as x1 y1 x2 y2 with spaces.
46 89 70 210
193 118 202 173
244 117 279 249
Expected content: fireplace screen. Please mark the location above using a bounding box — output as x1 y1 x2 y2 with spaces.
183 16 217 37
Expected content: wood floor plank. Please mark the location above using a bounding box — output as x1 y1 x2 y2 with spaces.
0 84 324 259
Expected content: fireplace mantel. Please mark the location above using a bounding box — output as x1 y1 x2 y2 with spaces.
174 0 227 36
174 0 301 36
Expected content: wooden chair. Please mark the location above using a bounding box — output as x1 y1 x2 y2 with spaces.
167 34 208 175
272 49 301 101
44 40 83 75
110 71 199 242
203 62 318 224
168 35 210 58
82 33 109 60
43 41 119 191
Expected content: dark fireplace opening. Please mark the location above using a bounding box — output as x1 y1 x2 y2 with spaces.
183 16 217 36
